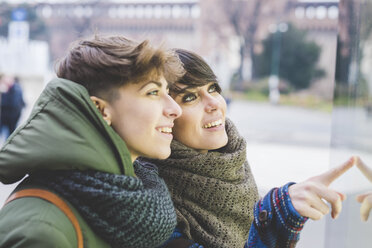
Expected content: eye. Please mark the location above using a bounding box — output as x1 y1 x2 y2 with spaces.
182 93 197 103
147 90 159 96
208 83 221 94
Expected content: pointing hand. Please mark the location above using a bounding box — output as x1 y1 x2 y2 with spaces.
355 157 372 221
356 156 372 182
288 157 355 220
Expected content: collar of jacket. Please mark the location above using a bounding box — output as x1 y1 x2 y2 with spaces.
0 78 134 184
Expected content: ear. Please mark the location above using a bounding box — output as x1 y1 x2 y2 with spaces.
90 96 112 126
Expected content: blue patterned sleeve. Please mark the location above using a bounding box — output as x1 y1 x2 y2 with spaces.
245 182 308 248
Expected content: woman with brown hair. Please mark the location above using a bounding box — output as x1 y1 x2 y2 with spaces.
0 35 184 248
143 49 355 248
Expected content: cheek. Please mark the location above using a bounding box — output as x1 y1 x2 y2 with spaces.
112 102 150 138
173 110 197 140
219 96 227 113
111 110 134 139
173 117 188 140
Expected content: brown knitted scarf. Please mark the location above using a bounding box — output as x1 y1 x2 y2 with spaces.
140 119 259 248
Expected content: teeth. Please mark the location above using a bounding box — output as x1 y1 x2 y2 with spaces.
158 127 172 133
203 119 222 129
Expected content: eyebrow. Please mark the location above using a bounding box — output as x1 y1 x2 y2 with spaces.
173 84 206 95
179 88 195 95
139 80 163 91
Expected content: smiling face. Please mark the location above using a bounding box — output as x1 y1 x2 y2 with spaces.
171 82 228 153
101 75 182 161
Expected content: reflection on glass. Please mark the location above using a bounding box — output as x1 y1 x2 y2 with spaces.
329 0 372 247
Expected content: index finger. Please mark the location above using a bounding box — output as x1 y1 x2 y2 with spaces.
314 156 355 186
356 157 372 182
360 194 372 221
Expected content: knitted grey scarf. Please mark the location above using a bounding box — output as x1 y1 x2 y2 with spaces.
29 161 177 248
139 119 259 248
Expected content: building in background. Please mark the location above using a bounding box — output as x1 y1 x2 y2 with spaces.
0 0 340 98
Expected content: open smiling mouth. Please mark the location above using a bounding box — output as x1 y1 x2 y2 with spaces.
203 119 223 129
157 127 172 134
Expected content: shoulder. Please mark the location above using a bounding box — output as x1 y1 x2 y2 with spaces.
0 197 77 247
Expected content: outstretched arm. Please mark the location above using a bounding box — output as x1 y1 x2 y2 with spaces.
246 183 307 248
246 156 355 248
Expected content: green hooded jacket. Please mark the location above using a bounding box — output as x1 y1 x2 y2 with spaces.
0 78 171 247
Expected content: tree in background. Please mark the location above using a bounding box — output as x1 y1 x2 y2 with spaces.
205 0 266 85
255 24 325 90
335 0 372 104
334 0 358 88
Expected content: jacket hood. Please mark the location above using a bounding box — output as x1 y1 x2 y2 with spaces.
0 78 134 184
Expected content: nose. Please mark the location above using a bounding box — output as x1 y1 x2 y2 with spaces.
204 94 220 113
164 94 182 119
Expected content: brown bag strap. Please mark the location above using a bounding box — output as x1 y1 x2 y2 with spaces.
4 189 84 248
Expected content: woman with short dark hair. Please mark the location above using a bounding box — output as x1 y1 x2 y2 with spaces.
0 35 184 248
143 49 355 248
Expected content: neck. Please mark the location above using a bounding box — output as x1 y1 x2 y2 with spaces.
130 154 137 163
197 149 208 154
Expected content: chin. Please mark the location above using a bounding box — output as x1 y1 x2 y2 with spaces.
210 137 228 150
150 149 171 160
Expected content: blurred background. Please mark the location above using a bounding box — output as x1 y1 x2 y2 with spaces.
0 0 371 247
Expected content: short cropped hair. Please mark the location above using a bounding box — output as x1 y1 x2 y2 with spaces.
56 35 184 101
170 49 218 94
